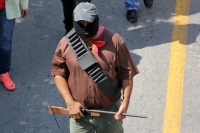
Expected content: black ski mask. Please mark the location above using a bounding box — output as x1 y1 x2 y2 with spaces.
73 16 99 39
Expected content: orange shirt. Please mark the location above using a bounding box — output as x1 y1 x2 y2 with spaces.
0 0 5 10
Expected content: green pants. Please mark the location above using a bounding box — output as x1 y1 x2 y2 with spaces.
70 99 123 133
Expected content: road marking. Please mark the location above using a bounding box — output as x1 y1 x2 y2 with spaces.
163 0 190 133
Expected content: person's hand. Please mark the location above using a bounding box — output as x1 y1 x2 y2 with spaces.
114 103 128 121
67 101 85 119
21 9 29 18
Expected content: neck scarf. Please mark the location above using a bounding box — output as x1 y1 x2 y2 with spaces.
89 26 105 54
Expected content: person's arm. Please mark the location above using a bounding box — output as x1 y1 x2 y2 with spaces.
54 75 84 119
114 38 139 121
19 0 29 18
114 79 133 121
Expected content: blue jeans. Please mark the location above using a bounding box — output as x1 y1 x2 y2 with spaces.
0 9 15 75
124 0 140 10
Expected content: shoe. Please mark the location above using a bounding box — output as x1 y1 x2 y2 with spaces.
126 10 138 23
0 72 16 91
143 0 153 8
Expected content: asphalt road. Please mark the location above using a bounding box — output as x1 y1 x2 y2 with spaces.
0 0 200 133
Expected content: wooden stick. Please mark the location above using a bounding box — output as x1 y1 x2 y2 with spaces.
48 106 100 116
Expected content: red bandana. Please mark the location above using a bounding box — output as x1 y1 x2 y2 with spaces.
90 26 105 54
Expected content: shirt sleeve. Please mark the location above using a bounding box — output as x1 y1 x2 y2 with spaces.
51 38 69 77
117 41 139 80
19 0 29 9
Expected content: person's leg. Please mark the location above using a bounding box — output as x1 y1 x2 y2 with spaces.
94 99 123 133
70 116 96 133
60 0 74 34
0 9 16 90
69 99 123 133
124 0 140 10
124 0 140 23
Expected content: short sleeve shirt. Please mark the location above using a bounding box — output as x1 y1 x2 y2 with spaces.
51 28 139 108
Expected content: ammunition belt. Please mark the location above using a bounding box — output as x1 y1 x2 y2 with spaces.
65 28 121 101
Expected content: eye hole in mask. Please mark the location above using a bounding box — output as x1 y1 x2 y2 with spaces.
77 21 91 28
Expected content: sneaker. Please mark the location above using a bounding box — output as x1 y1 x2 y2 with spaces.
0 72 16 91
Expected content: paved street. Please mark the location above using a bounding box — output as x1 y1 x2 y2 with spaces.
0 0 200 133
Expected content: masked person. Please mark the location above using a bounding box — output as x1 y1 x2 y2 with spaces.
0 0 29 90
51 2 139 133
